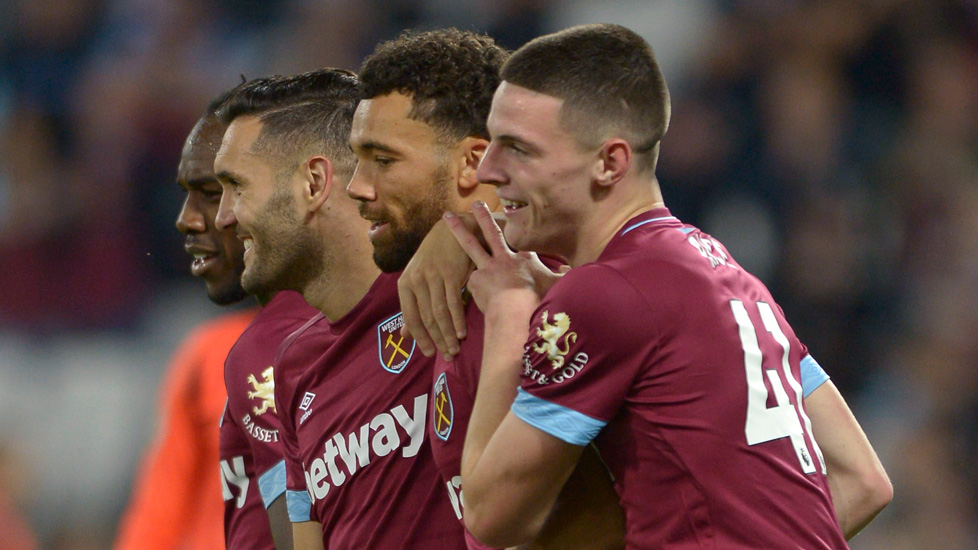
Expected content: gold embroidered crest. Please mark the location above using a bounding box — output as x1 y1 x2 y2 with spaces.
532 310 577 370
247 366 276 415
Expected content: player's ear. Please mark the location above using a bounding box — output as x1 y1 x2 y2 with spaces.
593 138 631 188
305 155 333 212
457 137 489 191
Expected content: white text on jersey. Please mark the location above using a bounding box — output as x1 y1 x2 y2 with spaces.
221 456 249 508
303 393 427 501
242 413 279 442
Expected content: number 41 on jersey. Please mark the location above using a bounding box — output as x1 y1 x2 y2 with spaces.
730 299 826 475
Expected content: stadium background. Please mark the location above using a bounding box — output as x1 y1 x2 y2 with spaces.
0 0 975 547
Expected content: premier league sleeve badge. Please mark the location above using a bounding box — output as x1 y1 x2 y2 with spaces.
432 373 454 441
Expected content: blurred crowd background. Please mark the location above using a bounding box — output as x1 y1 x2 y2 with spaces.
0 0 975 548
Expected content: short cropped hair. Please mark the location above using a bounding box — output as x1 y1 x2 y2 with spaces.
502 24 671 174
358 28 509 143
217 68 360 178
204 81 242 118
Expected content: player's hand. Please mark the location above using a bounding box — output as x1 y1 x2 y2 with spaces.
444 202 548 317
398 216 474 360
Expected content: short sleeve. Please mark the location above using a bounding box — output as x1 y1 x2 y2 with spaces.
273 345 311 522
800 354 830 397
515 265 653 443
258 459 287 508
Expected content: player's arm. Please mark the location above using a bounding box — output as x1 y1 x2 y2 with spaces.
256 452 294 549
275 344 318 550
267 495 294 549
400 211 559 360
806 380 892 539
467 411 584 547
462 282 576 547
398 214 477 359
446 204 582 547
292 521 324 550
520 444 625 550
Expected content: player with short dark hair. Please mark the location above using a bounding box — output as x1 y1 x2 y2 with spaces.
116 84 321 550
499 24 669 176
214 68 465 550
179 87 250 306
445 23 891 549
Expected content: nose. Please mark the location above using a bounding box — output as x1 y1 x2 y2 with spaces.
476 142 504 187
345 162 375 201
175 193 205 234
215 187 237 230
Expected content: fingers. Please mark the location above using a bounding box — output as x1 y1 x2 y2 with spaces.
444 210 493 268
469 201 510 257
398 276 436 357
445 277 468 341
427 276 461 360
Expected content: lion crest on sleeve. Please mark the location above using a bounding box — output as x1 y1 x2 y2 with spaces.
247 366 276 416
532 310 578 370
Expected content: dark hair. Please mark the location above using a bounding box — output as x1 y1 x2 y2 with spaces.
358 28 508 143
217 68 361 177
502 24 671 173
204 80 243 118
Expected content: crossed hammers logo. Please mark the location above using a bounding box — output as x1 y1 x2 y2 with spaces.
385 333 411 368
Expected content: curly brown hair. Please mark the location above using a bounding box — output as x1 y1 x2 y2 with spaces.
358 28 509 143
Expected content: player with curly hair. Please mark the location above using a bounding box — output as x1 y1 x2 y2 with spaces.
349 28 625 550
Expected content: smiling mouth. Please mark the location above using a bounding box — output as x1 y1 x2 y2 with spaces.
367 220 389 241
190 252 218 276
499 198 528 211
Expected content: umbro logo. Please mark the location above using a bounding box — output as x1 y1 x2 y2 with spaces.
299 392 316 425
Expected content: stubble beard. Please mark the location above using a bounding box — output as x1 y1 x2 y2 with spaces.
241 186 318 297
372 167 453 273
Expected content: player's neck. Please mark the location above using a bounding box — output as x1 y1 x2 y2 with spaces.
303 254 381 322
569 179 665 267
253 291 276 307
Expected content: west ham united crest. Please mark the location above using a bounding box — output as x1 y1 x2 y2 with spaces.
377 312 416 373
433 372 454 441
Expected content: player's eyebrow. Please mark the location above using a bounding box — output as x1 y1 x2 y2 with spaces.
352 140 399 155
494 134 540 154
216 170 245 186
181 175 220 189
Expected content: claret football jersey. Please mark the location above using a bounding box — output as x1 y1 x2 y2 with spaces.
430 302 498 550
512 208 849 549
275 272 465 549
220 290 320 549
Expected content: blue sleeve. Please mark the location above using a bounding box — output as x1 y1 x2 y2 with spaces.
511 388 606 446
286 490 312 522
259 460 287 509
800 354 830 398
